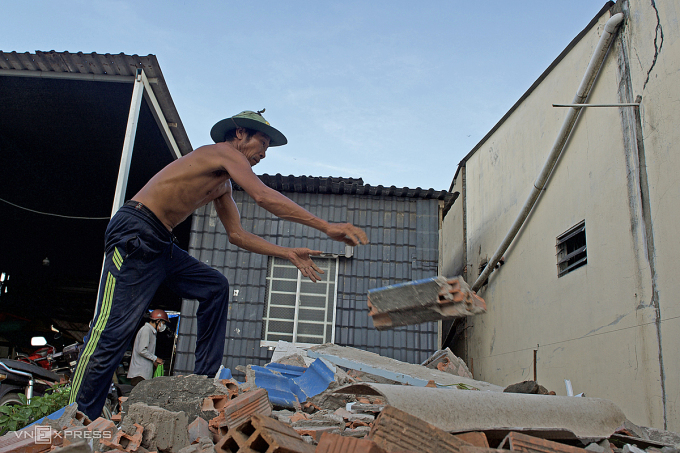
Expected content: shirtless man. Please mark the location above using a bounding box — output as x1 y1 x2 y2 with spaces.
69 110 368 419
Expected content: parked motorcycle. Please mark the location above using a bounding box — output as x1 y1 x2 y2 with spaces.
15 346 56 371
0 358 61 406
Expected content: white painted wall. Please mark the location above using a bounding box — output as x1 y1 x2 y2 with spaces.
441 0 680 430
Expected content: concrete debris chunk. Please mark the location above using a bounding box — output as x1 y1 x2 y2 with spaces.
367 405 474 453
187 417 211 445
122 403 190 453
367 276 486 330
123 375 234 422
504 380 554 395
422 348 473 379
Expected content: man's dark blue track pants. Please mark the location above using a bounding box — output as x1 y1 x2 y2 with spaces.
69 203 229 420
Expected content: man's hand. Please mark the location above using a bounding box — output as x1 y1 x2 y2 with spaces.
286 248 325 282
154 358 164 366
326 223 369 246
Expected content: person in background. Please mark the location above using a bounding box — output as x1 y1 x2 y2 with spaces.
127 309 168 386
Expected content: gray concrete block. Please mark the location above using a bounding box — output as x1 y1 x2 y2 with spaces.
123 375 232 422
122 402 190 453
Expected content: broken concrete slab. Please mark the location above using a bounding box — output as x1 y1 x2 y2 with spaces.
367 405 474 453
307 343 502 391
367 276 486 330
123 375 233 422
334 383 626 441
121 403 190 453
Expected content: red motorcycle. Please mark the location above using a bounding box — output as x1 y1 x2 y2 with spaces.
16 346 56 371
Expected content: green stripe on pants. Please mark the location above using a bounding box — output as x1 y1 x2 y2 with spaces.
69 272 116 404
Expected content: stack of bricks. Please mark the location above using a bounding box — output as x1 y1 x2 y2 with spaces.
367 276 486 330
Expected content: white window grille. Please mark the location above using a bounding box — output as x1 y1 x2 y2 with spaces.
261 256 338 348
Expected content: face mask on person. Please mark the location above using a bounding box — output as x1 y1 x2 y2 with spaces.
157 321 167 333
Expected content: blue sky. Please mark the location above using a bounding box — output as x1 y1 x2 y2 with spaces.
4 1 609 191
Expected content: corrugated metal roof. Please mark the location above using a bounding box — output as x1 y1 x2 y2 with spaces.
0 50 192 155
235 174 454 200
175 186 442 377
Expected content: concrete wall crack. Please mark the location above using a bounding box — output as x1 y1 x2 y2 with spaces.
643 0 664 90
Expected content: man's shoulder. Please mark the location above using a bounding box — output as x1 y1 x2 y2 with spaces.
193 141 239 155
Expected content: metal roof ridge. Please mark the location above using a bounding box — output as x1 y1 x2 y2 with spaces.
231 173 454 200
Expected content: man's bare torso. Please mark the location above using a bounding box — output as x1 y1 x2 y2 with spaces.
131 145 233 231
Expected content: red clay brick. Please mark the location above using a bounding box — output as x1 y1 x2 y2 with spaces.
223 388 272 430
202 395 232 412
454 432 489 448
499 432 590 453
100 422 143 452
316 432 386 453
0 425 59 453
215 413 314 453
367 405 473 453
85 417 116 436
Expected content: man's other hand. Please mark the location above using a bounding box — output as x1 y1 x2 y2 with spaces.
154 358 164 366
287 248 324 282
326 223 369 246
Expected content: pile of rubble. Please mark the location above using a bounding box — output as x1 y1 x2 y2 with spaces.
2 343 680 453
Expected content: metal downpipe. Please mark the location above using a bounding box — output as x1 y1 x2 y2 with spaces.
472 13 624 292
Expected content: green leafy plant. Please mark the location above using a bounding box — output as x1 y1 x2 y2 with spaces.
0 384 71 435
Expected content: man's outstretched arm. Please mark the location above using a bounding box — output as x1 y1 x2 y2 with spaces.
218 145 369 246
214 183 326 282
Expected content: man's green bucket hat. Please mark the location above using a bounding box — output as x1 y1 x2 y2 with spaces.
210 110 287 146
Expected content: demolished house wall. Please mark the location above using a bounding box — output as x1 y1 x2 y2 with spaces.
441 0 680 431
175 184 444 379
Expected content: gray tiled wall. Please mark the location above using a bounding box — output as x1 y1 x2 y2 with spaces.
174 190 440 377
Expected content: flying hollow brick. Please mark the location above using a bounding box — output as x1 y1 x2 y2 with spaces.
367 276 486 330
